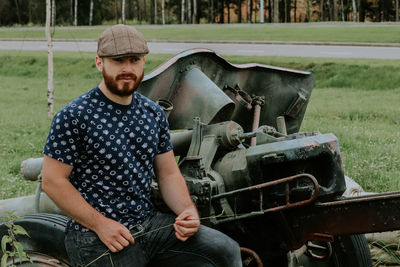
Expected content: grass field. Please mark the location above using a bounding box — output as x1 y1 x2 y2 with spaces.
0 50 400 200
1 24 400 43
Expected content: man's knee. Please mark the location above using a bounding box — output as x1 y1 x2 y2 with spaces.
197 226 242 267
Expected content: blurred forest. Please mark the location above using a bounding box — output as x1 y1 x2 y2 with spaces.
1 0 399 26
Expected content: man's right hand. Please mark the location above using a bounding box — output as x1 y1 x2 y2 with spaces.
94 217 135 253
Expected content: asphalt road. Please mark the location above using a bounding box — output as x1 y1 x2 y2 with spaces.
1 40 400 59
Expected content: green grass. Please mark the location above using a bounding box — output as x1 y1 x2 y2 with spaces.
0 50 399 200
1 24 400 43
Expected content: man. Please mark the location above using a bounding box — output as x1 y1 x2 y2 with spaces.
41 24 242 267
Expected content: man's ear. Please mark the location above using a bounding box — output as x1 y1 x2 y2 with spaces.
95 56 103 72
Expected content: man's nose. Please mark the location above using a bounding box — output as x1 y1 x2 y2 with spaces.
121 60 135 72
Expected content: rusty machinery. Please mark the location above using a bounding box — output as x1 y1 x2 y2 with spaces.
2 49 400 266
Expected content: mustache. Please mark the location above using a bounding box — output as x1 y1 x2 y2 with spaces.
116 73 137 80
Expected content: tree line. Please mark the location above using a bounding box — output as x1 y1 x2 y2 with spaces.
1 0 399 26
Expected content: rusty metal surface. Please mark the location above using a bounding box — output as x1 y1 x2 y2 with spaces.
240 247 264 267
6 252 67 266
284 191 400 249
138 48 314 133
250 96 264 146
212 174 320 224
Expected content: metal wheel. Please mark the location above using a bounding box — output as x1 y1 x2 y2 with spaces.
4 252 70 266
240 247 263 267
0 214 71 267
289 234 373 267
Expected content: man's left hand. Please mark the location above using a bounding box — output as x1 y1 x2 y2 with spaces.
173 208 200 242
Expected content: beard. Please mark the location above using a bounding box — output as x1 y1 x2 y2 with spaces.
102 67 144 97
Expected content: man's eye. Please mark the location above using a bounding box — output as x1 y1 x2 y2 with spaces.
113 58 123 62
130 57 139 63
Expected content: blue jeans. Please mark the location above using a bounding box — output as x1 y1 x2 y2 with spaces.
65 211 242 267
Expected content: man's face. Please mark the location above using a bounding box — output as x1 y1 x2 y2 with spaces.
97 55 145 97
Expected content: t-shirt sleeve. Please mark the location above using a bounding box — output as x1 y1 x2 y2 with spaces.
43 109 82 165
157 109 173 155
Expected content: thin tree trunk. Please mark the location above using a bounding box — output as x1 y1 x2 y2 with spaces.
114 0 119 24
51 0 56 27
193 0 197 23
250 0 253 22
208 0 211 22
352 0 357 21
210 0 214 22
283 0 288 22
321 0 324 20
74 0 78 26
268 0 272 22
213 0 216 22
227 1 230 23
396 0 399 21
247 0 250 22
70 0 73 24
128 0 132 21
46 0 54 119
238 0 242 22
28 0 32 23
143 0 147 23
294 0 297 22
154 0 157 24
162 0 165 24
89 0 94 26
188 0 191 23
273 0 279 22
306 0 311 21
260 0 265 22
136 0 141 22
332 0 338 20
220 0 225 23
341 0 345 21
14 0 21 24
122 0 126 24
327 0 332 20
181 0 185 23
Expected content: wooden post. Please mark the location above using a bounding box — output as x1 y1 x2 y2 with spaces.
46 0 54 119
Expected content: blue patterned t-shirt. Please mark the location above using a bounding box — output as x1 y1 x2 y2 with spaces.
43 87 173 231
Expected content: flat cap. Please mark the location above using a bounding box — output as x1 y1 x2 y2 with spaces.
97 24 149 58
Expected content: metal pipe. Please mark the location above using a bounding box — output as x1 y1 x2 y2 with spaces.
35 175 42 213
0 193 62 217
211 174 320 225
250 96 265 146
250 105 261 146
276 116 287 135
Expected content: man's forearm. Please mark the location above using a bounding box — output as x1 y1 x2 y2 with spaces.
158 173 198 216
42 176 106 231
